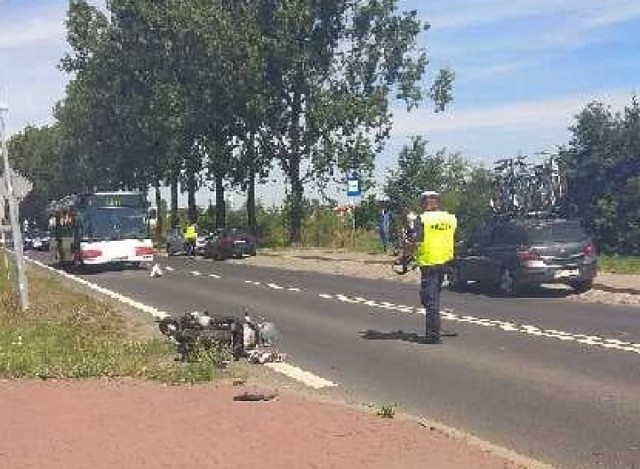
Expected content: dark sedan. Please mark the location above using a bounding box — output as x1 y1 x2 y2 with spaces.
204 228 257 260
24 229 51 251
450 217 598 296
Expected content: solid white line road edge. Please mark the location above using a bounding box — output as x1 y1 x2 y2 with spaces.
265 362 338 389
25 257 170 319
22 255 338 389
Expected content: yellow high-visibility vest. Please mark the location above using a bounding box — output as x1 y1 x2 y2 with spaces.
185 225 197 240
416 211 457 267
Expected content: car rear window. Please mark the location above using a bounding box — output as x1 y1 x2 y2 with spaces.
526 221 588 243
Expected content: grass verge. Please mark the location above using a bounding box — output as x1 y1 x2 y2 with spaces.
0 252 232 384
598 255 640 274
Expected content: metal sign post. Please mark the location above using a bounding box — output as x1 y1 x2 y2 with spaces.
1 104 29 310
346 171 361 233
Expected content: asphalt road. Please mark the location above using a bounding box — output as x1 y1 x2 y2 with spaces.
28 252 640 469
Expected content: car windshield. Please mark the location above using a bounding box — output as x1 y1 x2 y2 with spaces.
526 220 588 243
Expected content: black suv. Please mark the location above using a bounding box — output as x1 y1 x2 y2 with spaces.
450 217 597 295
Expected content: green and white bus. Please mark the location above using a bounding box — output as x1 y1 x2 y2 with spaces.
48 191 155 268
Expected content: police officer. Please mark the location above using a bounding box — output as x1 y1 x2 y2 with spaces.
184 222 197 257
414 191 457 344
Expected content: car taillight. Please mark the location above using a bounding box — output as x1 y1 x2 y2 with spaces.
583 243 596 257
517 249 540 262
81 249 102 260
135 246 155 257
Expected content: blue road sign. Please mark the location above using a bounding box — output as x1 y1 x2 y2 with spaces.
347 171 360 197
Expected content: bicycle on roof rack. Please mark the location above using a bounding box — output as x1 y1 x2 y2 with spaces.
490 154 567 218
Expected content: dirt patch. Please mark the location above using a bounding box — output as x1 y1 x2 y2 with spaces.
0 379 529 469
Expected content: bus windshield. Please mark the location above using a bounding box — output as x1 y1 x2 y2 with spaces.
81 206 147 241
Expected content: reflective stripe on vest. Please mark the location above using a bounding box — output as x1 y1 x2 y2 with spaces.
416 211 457 267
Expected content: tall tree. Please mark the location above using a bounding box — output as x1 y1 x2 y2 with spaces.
7 125 68 226
560 96 640 253
259 0 453 243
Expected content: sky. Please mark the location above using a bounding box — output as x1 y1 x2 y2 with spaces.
1 0 639 208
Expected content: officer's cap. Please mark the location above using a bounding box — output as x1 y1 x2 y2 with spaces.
420 190 440 200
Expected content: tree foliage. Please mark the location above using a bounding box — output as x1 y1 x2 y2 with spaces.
384 137 493 242
560 97 640 254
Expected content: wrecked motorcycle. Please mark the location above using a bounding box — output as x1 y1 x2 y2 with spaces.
158 310 283 364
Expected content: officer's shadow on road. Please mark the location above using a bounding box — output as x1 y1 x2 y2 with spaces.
359 329 458 344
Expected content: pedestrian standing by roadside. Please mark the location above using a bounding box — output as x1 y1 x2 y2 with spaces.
379 204 392 254
413 191 457 344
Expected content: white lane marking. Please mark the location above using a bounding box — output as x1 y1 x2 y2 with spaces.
190 271 202 276
209 273 221 279
19 255 339 390
23 257 169 319
243 279 300 292
265 362 338 389
318 293 640 356
164 266 175 272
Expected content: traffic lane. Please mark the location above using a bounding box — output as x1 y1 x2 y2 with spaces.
164 267 640 398
163 255 640 340
71 266 640 469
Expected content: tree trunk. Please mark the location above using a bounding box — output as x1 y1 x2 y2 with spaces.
215 175 226 229
154 180 163 241
187 174 197 223
170 167 179 228
247 172 256 235
288 87 304 245
289 155 304 244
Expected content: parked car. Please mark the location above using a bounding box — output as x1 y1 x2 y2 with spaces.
31 230 50 251
204 228 257 260
195 232 209 256
166 226 211 257
165 227 185 256
23 229 50 251
450 217 598 296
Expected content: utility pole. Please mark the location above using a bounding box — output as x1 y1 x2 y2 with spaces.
0 103 29 310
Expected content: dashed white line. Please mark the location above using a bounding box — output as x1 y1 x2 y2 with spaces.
164 266 175 272
209 273 221 279
243 279 300 292
190 271 202 276
318 292 640 355
17 254 338 391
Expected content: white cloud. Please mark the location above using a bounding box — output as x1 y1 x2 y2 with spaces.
458 60 532 83
0 18 64 50
425 0 638 31
391 90 632 135
425 0 640 57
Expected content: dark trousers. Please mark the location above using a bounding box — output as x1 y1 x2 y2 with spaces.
420 265 444 339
